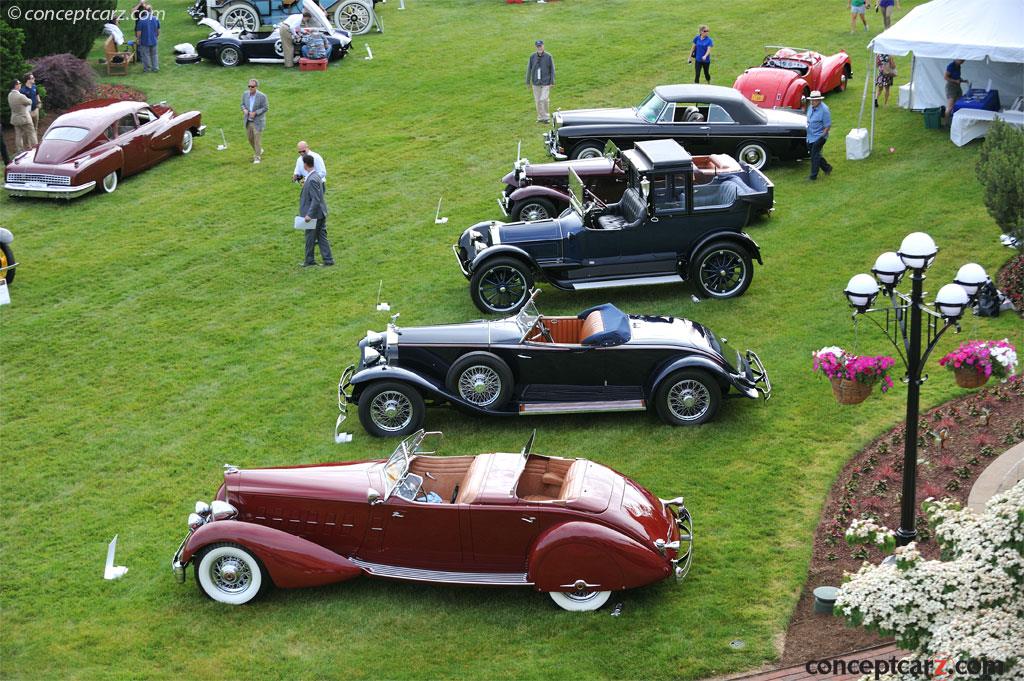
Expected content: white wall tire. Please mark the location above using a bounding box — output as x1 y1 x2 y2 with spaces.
334 0 372 34
196 543 265 605
180 130 193 154
101 171 118 194
548 589 611 612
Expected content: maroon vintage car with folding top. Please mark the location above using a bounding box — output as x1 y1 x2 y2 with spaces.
172 430 692 611
4 99 204 199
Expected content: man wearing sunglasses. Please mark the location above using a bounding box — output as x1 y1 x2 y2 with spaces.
241 79 268 164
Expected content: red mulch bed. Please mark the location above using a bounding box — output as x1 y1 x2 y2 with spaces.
779 377 1024 665
997 252 1024 318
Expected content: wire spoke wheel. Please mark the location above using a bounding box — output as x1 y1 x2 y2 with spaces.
479 266 527 312
699 249 747 296
369 390 413 432
667 379 711 422
520 202 551 221
210 555 253 594
335 2 371 33
457 365 503 406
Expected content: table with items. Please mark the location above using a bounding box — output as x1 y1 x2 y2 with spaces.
950 88 1000 116
950 108 1024 147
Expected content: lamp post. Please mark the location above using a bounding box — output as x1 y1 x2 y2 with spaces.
843 232 988 546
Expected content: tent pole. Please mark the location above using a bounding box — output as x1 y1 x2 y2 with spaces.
860 49 873 150
909 55 916 110
870 67 877 149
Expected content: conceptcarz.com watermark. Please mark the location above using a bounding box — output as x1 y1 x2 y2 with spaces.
804 656 1005 679
5 5 165 23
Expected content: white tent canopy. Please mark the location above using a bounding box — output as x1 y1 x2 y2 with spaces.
866 0 1024 112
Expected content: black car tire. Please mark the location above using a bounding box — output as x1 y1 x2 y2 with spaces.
218 46 242 67
469 257 534 315
1 242 15 285
358 381 425 438
689 243 753 299
511 197 557 222
571 142 605 160
194 542 269 605
654 369 722 426
445 352 514 410
175 53 201 65
736 142 769 170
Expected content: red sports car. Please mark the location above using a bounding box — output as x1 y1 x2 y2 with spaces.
171 430 693 611
733 47 852 110
4 99 203 199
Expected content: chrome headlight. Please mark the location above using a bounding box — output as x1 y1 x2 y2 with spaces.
363 346 381 365
210 500 238 522
188 512 205 530
195 501 211 516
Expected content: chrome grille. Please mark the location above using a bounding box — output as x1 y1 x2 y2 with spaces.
6 173 72 186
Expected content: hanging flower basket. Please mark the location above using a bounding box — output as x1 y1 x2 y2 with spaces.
812 346 896 406
939 339 1018 389
830 377 873 405
953 366 989 389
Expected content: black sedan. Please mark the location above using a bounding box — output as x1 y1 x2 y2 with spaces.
337 292 771 437
545 84 808 169
195 11 350 67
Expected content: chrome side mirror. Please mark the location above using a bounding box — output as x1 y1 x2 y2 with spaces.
367 488 383 505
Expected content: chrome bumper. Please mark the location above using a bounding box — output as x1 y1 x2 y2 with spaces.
171 534 190 583
497 194 510 217
543 131 566 160
452 244 470 277
195 124 207 136
672 506 693 582
746 350 772 400
335 364 355 438
5 180 96 199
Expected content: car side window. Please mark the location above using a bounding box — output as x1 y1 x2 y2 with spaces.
103 125 116 140
652 173 689 212
116 115 136 137
707 105 734 124
136 108 156 125
658 103 676 123
673 103 708 123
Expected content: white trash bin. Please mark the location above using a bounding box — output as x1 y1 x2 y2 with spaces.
846 128 870 160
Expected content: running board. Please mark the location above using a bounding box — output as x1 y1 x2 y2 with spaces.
569 274 683 290
349 558 532 586
519 399 646 415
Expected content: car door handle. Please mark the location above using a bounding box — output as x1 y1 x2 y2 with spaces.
517 354 532 359
391 511 404 518
521 516 536 523
700 126 710 130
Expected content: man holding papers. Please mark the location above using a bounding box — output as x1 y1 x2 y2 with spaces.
298 154 334 267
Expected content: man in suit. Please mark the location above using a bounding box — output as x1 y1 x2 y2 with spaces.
8 79 35 154
526 40 555 123
241 79 268 163
298 154 334 267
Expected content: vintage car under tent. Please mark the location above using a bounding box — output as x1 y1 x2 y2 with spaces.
856 0 1024 151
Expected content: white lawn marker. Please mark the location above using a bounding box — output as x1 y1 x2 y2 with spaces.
104 535 128 580
216 128 228 151
434 197 448 224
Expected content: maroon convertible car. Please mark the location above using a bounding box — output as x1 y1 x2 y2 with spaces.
4 99 204 199
172 430 693 611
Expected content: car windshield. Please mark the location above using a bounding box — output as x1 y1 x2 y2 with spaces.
635 91 668 123
380 430 438 499
43 126 89 142
514 296 541 339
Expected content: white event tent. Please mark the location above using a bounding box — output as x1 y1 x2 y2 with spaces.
858 0 1024 149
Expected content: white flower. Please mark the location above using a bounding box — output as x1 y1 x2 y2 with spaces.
814 346 846 358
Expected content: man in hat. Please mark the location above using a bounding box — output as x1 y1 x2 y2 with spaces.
805 90 832 181
526 39 555 123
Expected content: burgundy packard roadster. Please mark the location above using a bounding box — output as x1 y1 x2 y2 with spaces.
733 47 851 110
4 99 204 199
172 430 692 611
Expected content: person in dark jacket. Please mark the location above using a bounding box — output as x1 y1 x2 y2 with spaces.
526 40 555 123
298 154 334 267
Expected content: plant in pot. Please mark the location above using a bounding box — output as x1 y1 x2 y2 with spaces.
938 339 1018 388
813 347 896 405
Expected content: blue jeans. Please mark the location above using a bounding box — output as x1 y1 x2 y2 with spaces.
808 137 832 179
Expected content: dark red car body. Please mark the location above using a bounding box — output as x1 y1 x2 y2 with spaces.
733 47 852 110
4 99 204 199
172 431 692 610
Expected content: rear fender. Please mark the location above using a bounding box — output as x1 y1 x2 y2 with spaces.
180 520 363 588
528 522 670 592
688 232 762 265
508 185 570 205
647 355 733 397
83 146 124 180
784 79 810 109
469 245 537 275
0 228 12 244
821 53 851 89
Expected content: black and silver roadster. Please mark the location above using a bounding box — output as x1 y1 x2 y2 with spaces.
456 139 764 316
544 84 808 169
337 291 771 437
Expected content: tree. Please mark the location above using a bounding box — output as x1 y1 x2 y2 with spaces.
6 0 117 60
976 120 1024 255
0 19 30 124
837 482 1023 680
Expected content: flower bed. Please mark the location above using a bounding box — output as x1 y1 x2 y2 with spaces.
996 254 1023 317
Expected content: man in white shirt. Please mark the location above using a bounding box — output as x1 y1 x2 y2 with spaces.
292 140 326 183
280 10 311 68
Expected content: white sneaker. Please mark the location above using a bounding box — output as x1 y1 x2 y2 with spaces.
253 157 261 164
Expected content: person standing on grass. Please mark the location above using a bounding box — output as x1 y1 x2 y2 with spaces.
877 0 899 30
850 0 870 33
292 140 326 183
242 79 268 164
19 73 40 130
8 80 35 154
280 10 312 68
688 25 713 84
874 54 896 107
805 91 832 181
526 40 555 124
135 4 160 72
298 154 334 267
944 59 967 125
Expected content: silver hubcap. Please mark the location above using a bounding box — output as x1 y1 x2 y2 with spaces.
578 148 601 159
667 380 711 421
103 173 116 192
222 49 238 65
225 9 255 31
211 556 252 594
521 203 551 221
370 390 413 432
182 132 192 153
338 4 370 31
740 146 765 167
566 590 600 602
458 366 502 406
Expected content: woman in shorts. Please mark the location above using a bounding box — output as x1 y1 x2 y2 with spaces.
850 0 870 32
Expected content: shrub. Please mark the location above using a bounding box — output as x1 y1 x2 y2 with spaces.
28 53 97 112
976 120 1024 255
6 0 117 60
0 19 30 124
997 253 1024 316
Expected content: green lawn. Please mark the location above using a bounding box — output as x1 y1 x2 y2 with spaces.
1 1 1021 679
